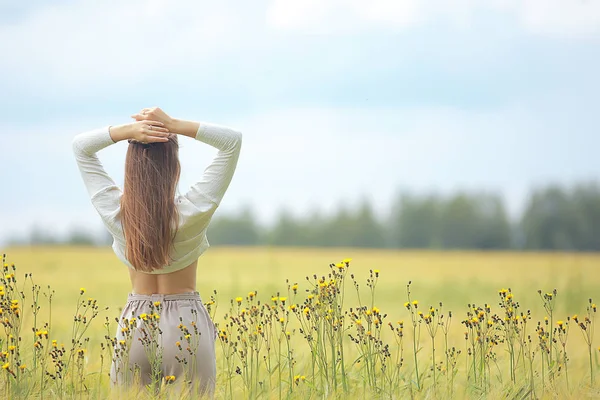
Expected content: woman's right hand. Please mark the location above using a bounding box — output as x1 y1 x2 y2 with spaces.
131 107 175 131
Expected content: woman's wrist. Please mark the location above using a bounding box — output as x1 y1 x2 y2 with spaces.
108 124 133 143
169 118 200 139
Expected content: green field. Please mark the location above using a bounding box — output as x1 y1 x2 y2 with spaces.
1 247 599 399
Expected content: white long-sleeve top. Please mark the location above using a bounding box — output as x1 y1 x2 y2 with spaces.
72 122 242 274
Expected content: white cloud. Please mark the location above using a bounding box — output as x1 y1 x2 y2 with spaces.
0 0 248 92
266 0 600 37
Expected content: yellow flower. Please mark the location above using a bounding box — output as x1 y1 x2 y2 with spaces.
506 293 513 300
279 297 287 303
235 297 243 304
572 314 578 321
79 288 85 295
412 300 418 307
153 301 161 307
355 319 362 326
8 346 15 352
2 363 8 370
303 307 310 315
289 304 296 311
165 375 176 382
291 284 298 291
343 258 352 263
335 263 344 269
19 365 26 371
184 334 191 340
373 269 380 277
176 341 181 347
140 313 148 320
404 302 410 309
372 306 380 314
557 320 564 326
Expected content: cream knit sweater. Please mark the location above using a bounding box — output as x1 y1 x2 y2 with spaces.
72 122 242 274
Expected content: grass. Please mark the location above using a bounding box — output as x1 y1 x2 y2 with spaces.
0 246 599 399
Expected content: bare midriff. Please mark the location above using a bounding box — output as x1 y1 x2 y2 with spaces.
128 260 198 295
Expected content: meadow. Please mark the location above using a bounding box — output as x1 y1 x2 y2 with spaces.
0 246 599 399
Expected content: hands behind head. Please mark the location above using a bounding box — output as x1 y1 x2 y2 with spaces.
128 107 174 144
131 107 174 130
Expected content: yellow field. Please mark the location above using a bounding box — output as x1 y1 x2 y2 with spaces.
1 246 600 399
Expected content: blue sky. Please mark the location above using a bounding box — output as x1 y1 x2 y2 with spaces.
1 0 599 244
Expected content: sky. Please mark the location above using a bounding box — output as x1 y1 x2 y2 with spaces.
1 0 599 244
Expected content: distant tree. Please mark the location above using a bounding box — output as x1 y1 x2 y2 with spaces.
66 228 97 246
391 193 442 249
521 183 600 251
208 207 262 246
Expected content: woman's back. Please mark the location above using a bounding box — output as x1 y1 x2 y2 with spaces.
72 109 242 290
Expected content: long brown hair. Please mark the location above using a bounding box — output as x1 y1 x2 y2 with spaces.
120 135 180 272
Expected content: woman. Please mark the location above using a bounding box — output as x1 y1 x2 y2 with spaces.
72 107 242 397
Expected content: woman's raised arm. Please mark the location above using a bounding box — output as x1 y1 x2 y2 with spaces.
132 107 243 207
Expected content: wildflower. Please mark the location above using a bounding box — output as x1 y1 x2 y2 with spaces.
373 269 380 277
235 297 243 304
572 314 578 321
557 320 564 326
289 304 296 311
593 304 597 312
153 301 161 307
506 293 513 300
271 296 278 302
248 291 256 298
8 346 15 352
279 317 285 323
2 363 8 370
119 340 126 346
355 319 362 326
185 334 191 340
286 331 291 339
343 258 352 263
165 375 176 383
303 307 310 315
80 288 85 295
335 263 344 270
404 302 410 309
291 284 298 292
279 297 287 303
19 365 25 371
372 306 380 314
140 313 148 321
412 300 418 308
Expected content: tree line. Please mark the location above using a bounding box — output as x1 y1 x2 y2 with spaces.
10 181 600 251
